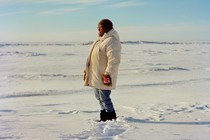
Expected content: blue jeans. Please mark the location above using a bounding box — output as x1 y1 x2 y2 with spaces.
93 88 115 112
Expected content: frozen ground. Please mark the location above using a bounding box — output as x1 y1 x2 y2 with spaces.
0 42 210 140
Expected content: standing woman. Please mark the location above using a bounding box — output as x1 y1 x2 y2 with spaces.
84 19 121 121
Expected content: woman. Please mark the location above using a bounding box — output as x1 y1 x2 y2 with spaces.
84 19 121 121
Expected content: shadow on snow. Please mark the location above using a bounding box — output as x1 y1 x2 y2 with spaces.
125 117 210 125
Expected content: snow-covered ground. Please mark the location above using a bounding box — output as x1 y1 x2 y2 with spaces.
0 42 210 140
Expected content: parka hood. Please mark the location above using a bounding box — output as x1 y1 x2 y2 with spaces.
100 29 120 41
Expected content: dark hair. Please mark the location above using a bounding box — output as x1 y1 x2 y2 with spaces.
99 19 113 32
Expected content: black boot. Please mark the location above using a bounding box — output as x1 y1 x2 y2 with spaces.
106 111 117 121
100 110 107 122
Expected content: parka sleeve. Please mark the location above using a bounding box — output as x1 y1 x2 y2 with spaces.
105 38 121 75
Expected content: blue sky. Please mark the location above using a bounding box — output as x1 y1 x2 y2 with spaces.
0 0 209 42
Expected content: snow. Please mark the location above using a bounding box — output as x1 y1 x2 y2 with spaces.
0 42 210 140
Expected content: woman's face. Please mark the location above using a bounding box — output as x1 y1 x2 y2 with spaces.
97 24 106 37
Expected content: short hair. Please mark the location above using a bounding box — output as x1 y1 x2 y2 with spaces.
99 19 113 31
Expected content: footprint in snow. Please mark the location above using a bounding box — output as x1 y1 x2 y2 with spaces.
60 117 129 140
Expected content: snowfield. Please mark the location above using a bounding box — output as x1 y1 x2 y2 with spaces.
0 42 210 140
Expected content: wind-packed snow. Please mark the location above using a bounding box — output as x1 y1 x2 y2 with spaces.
0 42 210 140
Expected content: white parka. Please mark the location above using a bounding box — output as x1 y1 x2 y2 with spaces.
84 29 121 90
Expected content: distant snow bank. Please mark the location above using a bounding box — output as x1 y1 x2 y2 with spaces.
0 40 210 47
